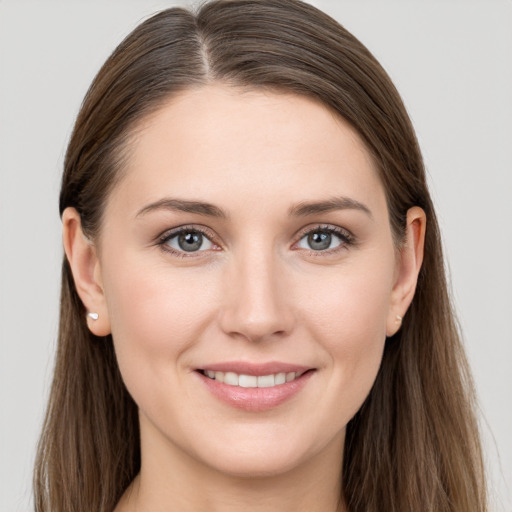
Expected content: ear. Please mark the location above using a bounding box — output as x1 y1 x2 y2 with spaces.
62 207 111 336
386 206 426 336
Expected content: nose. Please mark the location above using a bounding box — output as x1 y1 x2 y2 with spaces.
218 248 295 343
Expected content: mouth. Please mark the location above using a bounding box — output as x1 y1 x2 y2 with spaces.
197 369 310 388
195 364 316 412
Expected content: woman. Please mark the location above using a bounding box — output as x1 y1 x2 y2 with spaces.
34 0 487 511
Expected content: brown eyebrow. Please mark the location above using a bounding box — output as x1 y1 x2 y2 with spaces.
136 195 372 220
136 198 229 219
288 196 373 218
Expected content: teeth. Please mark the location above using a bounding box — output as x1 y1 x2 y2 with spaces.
224 372 238 386
239 374 257 387
275 373 286 385
257 374 275 387
203 370 304 387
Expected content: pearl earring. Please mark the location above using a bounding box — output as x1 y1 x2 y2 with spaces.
396 315 403 323
87 312 99 321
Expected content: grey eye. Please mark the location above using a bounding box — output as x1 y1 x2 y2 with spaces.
297 230 343 251
308 232 332 250
166 230 213 252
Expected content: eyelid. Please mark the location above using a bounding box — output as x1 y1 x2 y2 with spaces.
292 224 356 252
156 224 221 256
295 223 354 240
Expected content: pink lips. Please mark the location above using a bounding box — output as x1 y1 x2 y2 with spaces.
195 361 315 412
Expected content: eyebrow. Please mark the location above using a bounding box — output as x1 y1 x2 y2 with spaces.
288 196 373 218
136 198 229 219
136 195 372 220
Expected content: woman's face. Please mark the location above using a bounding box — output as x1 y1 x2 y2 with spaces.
84 86 412 477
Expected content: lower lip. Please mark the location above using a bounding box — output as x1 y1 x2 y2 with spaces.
196 371 315 412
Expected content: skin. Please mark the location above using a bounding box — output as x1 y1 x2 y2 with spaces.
63 85 425 512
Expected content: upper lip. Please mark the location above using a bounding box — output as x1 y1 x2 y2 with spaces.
197 361 313 376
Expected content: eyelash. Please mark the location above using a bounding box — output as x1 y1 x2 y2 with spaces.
294 224 355 255
157 225 218 258
156 224 355 258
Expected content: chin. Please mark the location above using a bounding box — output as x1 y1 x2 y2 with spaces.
185 422 344 480
202 445 309 479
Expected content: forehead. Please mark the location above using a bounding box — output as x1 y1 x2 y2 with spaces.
108 85 386 219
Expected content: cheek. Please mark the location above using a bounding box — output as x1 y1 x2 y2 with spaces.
100 253 217 390
302 255 393 343
298 257 394 418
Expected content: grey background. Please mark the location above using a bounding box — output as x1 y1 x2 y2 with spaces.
1 1 511 510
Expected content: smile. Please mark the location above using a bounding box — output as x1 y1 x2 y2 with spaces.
200 370 306 388
196 363 315 412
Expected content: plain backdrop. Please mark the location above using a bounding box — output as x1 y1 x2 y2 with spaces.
1 1 511 511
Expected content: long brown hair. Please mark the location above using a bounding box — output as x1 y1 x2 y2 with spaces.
34 1 487 511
